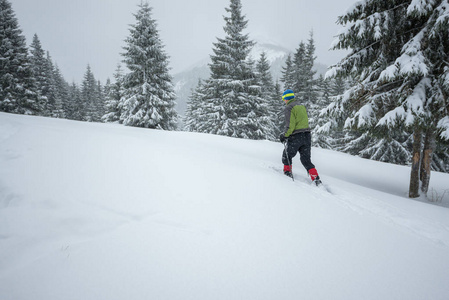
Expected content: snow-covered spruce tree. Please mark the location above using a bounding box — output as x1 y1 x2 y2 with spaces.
184 79 208 133
313 75 333 148
189 0 273 140
331 75 347 97
120 2 177 130
103 64 124 123
68 82 83 121
432 140 449 172
325 0 449 198
303 32 318 108
51 64 67 118
316 74 369 153
63 80 77 120
0 0 38 114
272 80 284 139
256 52 279 140
102 78 112 121
256 52 275 98
291 42 307 97
44 52 57 115
281 54 295 90
29 34 52 114
94 80 105 121
81 65 98 122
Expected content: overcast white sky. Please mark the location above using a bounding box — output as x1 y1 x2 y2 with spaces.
12 0 355 83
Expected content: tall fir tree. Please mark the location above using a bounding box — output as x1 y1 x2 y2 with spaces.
325 0 449 197
29 34 51 114
94 80 105 122
303 32 318 106
51 64 67 118
256 52 275 99
63 80 77 120
271 80 284 139
44 52 58 115
184 79 207 133
120 2 178 130
186 0 273 140
102 78 112 122
256 52 280 141
103 64 124 123
68 82 83 121
291 42 307 100
331 75 347 97
81 65 97 122
281 54 295 90
313 75 333 148
0 0 38 114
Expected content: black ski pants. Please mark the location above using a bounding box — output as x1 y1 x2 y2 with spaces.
282 132 315 171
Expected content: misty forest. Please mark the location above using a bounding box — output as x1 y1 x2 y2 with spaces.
1 0 449 199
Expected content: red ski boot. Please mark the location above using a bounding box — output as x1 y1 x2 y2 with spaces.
283 165 293 178
308 168 322 186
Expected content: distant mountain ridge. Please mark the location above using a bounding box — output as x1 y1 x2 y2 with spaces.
172 41 328 123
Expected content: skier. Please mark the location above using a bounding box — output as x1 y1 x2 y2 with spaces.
280 89 322 185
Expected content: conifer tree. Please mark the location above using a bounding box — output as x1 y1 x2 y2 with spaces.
68 82 83 121
29 34 51 114
44 52 58 115
81 65 97 122
313 75 333 148
0 0 38 114
102 78 112 122
432 141 449 172
304 32 318 106
325 0 449 197
120 2 178 130
51 64 67 118
94 80 105 122
281 54 295 90
316 75 330 104
256 52 274 94
188 0 273 140
63 81 78 120
271 80 284 139
331 75 346 97
103 64 124 123
292 42 307 101
256 52 280 140
184 80 207 133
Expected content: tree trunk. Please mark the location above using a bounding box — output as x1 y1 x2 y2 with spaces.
409 127 422 198
420 129 436 195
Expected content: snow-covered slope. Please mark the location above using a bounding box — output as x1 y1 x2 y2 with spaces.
1 112 448 300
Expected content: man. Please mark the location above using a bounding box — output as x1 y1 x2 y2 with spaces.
280 89 322 185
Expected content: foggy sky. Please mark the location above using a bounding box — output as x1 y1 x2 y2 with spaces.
12 0 355 83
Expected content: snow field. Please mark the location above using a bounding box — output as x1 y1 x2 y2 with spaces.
1 112 448 300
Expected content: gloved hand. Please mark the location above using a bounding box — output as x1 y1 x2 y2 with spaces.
279 133 287 143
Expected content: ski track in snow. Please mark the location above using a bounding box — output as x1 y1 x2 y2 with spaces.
330 188 449 248
268 164 449 248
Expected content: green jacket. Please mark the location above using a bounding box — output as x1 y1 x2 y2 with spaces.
283 99 310 137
